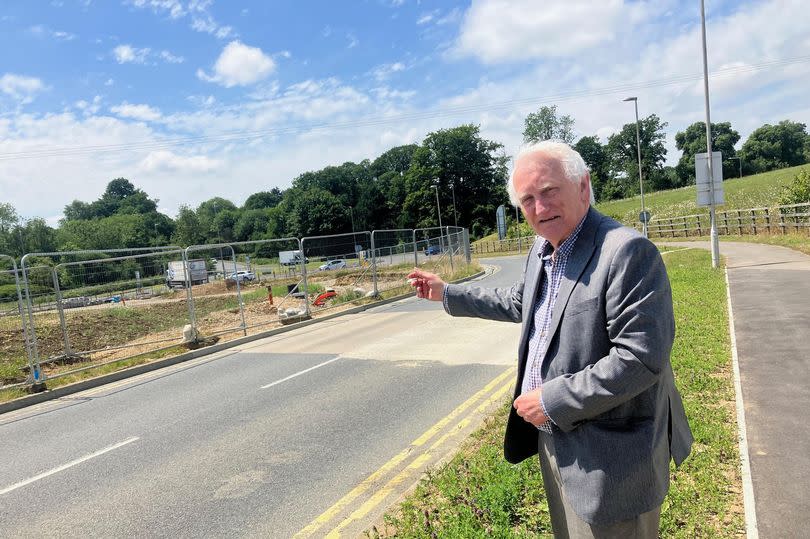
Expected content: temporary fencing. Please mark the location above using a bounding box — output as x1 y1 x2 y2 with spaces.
0 254 36 389
1 228 472 395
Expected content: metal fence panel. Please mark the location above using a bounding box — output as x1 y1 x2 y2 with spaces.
302 231 378 312
185 238 310 340
0 255 36 390
17 247 182 387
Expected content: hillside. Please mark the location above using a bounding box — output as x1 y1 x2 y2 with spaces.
596 164 809 223
474 164 809 244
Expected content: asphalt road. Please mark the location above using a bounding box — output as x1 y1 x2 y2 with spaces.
0 256 526 538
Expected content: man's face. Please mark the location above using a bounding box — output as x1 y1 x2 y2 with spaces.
513 153 590 248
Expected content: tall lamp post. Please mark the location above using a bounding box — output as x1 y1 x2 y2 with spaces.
432 183 444 251
623 96 647 237
700 0 720 268
450 181 458 228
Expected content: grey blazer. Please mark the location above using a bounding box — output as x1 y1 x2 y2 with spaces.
445 207 693 525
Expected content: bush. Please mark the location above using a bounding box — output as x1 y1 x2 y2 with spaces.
779 168 810 205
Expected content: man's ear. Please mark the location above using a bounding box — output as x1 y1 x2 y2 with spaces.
581 171 593 204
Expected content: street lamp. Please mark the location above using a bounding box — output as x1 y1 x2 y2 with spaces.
729 156 742 179
700 0 721 268
349 206 357 254
450 181 458 228
623 96 647 237
432 183 445 251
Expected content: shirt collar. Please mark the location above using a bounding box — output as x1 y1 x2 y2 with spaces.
538 212 588 261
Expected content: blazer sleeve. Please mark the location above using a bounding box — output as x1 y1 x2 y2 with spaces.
443 242 536 323
540 237 675 431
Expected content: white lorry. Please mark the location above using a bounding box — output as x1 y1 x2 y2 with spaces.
166 259 209 288
279 250 307 266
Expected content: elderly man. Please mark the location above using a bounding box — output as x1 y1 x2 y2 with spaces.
408 141 692 538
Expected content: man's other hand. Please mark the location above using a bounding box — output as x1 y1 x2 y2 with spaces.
407 268 446 302
514 388 549 427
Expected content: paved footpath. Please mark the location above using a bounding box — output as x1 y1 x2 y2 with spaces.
662 241 810 539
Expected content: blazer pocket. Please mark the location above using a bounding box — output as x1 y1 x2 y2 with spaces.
565 297 598 317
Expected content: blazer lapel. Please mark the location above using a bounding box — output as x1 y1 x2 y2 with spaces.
515 239 544 392
544 208 601 354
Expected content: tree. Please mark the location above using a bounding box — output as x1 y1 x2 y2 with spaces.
371 144 419 177
172 205 205 246
739 120 809 174
62 178 158 221
674 121 741 185
284 187 347 237
243 188 284 210
522 105 575 144
402 124 508 235
606 114 668 198
196 197 238 242
779 168 810 206
573 136 609 202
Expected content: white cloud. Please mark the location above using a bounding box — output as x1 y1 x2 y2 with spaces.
0 74 45 103
127 0 185 19
104 78 114 86
346 33 359 49
138 150 222 173
372 62 406 82
417 11 437 25
75 95 102 116
29 25 76 41
454 0 650 63
197 41 276 87
110 102 162 122
159 50 185 64
113 44 150 64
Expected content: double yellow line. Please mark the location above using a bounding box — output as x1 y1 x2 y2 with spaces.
294 366 516 538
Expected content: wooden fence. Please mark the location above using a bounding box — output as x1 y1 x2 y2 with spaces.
643 202 810 238
471 202 809 254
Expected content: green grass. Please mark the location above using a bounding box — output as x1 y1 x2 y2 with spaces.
660 232 810 256
596 165 808 223
374 248 743 538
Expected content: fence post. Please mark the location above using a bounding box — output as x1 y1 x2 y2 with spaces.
722 211 729 235
779 209 786 234
19 255 45 387
182 249 197 338
751 209 757 235
1 255 38 386
765 208 771 233
737 210 743 235
227 246 247 336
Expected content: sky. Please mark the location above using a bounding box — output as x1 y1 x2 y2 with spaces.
1 0 809 225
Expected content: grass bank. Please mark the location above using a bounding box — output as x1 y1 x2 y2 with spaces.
372 248 744 538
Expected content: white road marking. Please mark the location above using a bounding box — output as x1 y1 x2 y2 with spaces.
0 436 139 495
260 357 341 389
726 269 759 538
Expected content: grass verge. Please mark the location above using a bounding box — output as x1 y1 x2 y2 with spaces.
659 232 810 256
372 248 744 538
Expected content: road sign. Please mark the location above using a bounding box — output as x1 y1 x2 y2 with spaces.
695 151 725 206
639 210 651 223
496 205 507 240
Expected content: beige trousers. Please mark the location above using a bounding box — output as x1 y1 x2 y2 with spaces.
538 433 661 539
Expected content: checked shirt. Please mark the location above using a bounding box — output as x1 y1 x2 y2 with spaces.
521 216 586 434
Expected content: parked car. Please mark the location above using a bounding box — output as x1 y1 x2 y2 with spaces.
424 245 443 256
229 271 256 282
319 259 347 271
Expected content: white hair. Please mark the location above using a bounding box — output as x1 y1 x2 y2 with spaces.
508 140 594 206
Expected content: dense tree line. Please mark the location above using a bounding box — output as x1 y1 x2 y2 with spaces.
1 115 809 259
